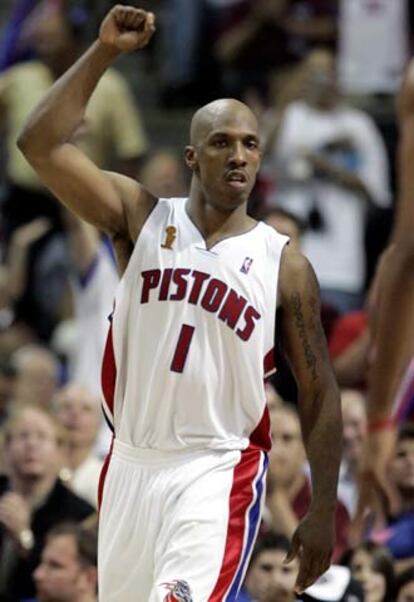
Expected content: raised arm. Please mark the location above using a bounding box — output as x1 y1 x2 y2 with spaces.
278 245 342 593
367 62 414 422
17 6 156 240
351 60 414 535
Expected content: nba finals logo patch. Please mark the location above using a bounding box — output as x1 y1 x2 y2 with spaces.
161 226 177 250
241 257 253 274
162 580 193 602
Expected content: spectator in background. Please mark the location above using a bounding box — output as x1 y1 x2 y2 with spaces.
63 213 119 397
370 425 414 567
263 206 304 252
0 406 94 601
4 216 68 344
53 384 103 507
338 0 409 97
12 344 59 409
265 404 350 562
396 567 414 602
214 0 337 101
160 0 205 107
238 533 300 602
33 522 97 602
0 0 147 339
0 355 16 426
270 49 391 314
139 148 188 199
338 389 367 518
346 541 395 602
0 0 38 71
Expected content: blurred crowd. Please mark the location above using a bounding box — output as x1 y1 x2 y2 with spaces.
0 0 412 601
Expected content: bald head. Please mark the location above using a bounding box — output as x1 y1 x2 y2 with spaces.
190 99 258 146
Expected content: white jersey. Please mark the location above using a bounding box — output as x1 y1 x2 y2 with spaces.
101 198 288 452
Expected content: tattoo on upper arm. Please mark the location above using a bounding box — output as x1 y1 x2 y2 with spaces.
289 261 331 382
291 291 318 382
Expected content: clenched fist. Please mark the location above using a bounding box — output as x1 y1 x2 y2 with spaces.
99 5 155 53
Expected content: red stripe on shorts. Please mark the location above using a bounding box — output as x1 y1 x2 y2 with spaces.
263 347 275 377
208 447 262 601
101 322 117 416
97 437 114 511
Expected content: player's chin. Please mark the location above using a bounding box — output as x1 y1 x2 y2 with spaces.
217 186 251 209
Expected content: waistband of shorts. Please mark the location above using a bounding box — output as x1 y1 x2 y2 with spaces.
112 438 231 466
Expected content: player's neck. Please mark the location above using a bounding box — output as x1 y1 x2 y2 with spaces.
187 189 255 244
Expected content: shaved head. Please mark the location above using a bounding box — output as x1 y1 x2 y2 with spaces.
185 98 262 211
190 99 258 146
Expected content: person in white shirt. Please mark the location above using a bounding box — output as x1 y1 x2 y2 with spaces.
338 389 367 517
271 49 391 313
53 383 103 508
339 0 408 96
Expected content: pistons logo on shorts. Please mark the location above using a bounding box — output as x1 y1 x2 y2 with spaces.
162 579 193 602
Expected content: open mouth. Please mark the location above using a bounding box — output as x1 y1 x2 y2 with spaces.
225 171 248 189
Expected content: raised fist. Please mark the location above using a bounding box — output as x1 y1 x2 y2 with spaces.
99 5 155 53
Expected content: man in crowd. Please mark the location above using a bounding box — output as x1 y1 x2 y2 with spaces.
0 406 94 601
53 383 104 507
33 522 97 602
238 533 300 602
338 389 367 518
371 424 414 567
272 49 390 314
12 344 59 409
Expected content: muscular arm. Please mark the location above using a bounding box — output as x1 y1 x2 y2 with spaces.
350 67 414 536
279 246 342 514
278 246 342 591
17 7 156 241
367 63 414 423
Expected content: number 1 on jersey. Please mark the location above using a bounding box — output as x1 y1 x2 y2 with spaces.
171 324 195 373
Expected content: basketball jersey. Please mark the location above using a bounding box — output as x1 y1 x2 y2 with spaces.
101 198 288 452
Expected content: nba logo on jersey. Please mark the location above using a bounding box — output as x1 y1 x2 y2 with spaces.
163 580 193 602
241 257 253 274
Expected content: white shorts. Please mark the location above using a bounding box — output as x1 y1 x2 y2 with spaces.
98 439 268 601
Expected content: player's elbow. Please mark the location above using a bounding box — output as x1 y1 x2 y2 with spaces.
17 125 39 161
17 131 56 177
17 117 51 164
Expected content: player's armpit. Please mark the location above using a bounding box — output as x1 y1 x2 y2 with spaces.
105 170 157 243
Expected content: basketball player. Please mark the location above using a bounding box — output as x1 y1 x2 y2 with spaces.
17 6 342 601
354 60 414 531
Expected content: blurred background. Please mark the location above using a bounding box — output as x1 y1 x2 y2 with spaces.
0 2 413 602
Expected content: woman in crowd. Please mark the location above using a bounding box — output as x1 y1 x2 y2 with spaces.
345 541 395 602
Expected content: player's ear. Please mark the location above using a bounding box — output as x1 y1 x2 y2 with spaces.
184 146 198 172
